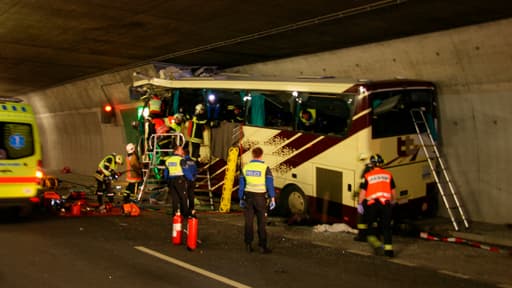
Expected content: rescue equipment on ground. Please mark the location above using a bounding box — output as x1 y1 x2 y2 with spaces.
122 203 141 216
172 210 183 245
420 231 509 254
187 216 198 251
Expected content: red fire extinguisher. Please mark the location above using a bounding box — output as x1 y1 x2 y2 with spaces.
172 210 182 245
187 216 198 251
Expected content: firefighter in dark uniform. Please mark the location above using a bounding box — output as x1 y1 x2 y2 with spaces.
359 154 396 257
354 159 374 242
94 153 123 205
238 147 276 254
164 146 189 217
190 104 207 162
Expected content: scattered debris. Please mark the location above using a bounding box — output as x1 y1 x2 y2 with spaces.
313 223 357 234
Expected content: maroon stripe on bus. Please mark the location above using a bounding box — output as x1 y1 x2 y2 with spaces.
271 129 298 141
281 133 319 151
280 136 342 168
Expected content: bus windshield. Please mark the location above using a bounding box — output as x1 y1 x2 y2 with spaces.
174 88 356 137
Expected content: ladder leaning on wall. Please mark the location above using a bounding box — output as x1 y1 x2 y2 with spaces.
410 108 470 231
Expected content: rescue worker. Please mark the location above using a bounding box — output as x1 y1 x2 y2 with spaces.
227 105 244 123
168 113 185 134
238 147 276 254
359 154 396 257
124 143 142 204
354 159 374 242
298 108 315 131
182 145 198 216
148 94 163 116
164 146 190 217
94 153 123 205
190 103 207 162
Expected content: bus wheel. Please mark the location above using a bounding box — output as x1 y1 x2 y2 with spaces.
279 185 308 217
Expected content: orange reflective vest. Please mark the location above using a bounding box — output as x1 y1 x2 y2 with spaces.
152 118 169 134
363 168 393 205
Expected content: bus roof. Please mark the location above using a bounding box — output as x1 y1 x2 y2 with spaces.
133 77 435 95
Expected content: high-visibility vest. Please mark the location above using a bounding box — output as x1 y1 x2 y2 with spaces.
242 161 268 193
165 155 184 177
364 168 393 205
149 95 162 115
95 155 117 180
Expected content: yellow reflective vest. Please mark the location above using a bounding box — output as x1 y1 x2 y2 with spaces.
242 161 268 193
165 155 184 177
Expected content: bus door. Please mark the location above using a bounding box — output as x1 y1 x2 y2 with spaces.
314 164 355 223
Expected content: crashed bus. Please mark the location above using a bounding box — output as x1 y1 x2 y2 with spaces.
132 74 439 226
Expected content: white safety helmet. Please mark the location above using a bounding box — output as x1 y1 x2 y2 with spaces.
115 154 123 165
126 143 136 154
174 113 184 123
195 103 205 114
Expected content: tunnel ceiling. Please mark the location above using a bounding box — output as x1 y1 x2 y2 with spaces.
1 0 511 97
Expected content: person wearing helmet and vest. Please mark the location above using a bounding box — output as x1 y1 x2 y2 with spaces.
238 147 276 254
164 146 189 217
298 108 316 132
168 113 185 134
359 154 396 257
189 103 207 162
124 143 142 204
148 94 163 116
94 153 123 205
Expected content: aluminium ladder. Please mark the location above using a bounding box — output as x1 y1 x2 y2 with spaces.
136 132 185 202
410 108 470 231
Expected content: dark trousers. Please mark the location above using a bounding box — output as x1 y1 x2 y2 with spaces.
191 142 201 161
96 178 113 204
243 192 268 248
124 182 140 203
168 176 189 216
186 180 196 213
366 201 393 247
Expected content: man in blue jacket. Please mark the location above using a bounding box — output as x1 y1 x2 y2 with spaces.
182 146 198 216
239 146 276 254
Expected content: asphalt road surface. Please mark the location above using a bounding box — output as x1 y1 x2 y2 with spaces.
0 208 504 288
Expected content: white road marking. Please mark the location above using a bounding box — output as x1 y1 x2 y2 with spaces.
387 258 416 267
346 249 372 256
135 246 252 288
437 270 470 279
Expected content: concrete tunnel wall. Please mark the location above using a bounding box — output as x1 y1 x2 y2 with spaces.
21 18 512 224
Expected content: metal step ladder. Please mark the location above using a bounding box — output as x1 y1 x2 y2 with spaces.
136 132 185 202
410 108 470 231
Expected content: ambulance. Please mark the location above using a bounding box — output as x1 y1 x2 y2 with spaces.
0 97 44 216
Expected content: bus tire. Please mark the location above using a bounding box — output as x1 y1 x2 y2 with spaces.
279 185 308 218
